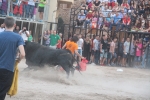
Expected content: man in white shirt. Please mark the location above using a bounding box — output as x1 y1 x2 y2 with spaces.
77 34 84 61
0 24 5 33
19 27 30 41
122 37 130 67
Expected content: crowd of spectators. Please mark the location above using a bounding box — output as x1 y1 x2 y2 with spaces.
0 0 46 22
1 0 150 68
75 33 150 68
76 0 150 33
73 0 150 68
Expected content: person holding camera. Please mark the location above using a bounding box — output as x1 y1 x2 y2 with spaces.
19 27 29 42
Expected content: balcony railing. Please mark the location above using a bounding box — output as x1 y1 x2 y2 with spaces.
0 0 50 22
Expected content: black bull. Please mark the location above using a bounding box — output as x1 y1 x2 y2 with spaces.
24 41 78 78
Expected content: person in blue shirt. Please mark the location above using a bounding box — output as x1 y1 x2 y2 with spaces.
0 17 25 100
76 10 86 27
109 12 122 32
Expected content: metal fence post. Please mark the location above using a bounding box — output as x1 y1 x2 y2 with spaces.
7 0 11 16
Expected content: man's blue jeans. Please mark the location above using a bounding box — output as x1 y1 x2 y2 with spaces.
94 50 100 65
141 54 146 68
26 5 34 19
84 20 91 28
23 4 28 18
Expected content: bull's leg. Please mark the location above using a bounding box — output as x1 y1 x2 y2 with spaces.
70 67 75 76
62 66 70 78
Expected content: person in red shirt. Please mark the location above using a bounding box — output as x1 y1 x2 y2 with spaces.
121 14 131 31
121 0 130 9
84 10 93 28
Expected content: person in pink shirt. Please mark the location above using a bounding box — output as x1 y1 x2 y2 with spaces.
91 15 98 28
135 38 143 67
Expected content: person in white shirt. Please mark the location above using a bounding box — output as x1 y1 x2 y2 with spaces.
77 34 84 61
19 27 30 41
122 37 130 67
27 0 36 20
0 24 5 33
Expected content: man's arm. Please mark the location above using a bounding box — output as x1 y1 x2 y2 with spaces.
62 43 66 49
25 31 30 37
81 39 84 48
55 35 61 46
75 50 84 59
127 18 131 25
18 45 25 62
19 30 23 34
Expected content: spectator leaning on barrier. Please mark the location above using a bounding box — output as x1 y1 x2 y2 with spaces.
49 30 60 49
19 27 30 42
38 0 46 22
